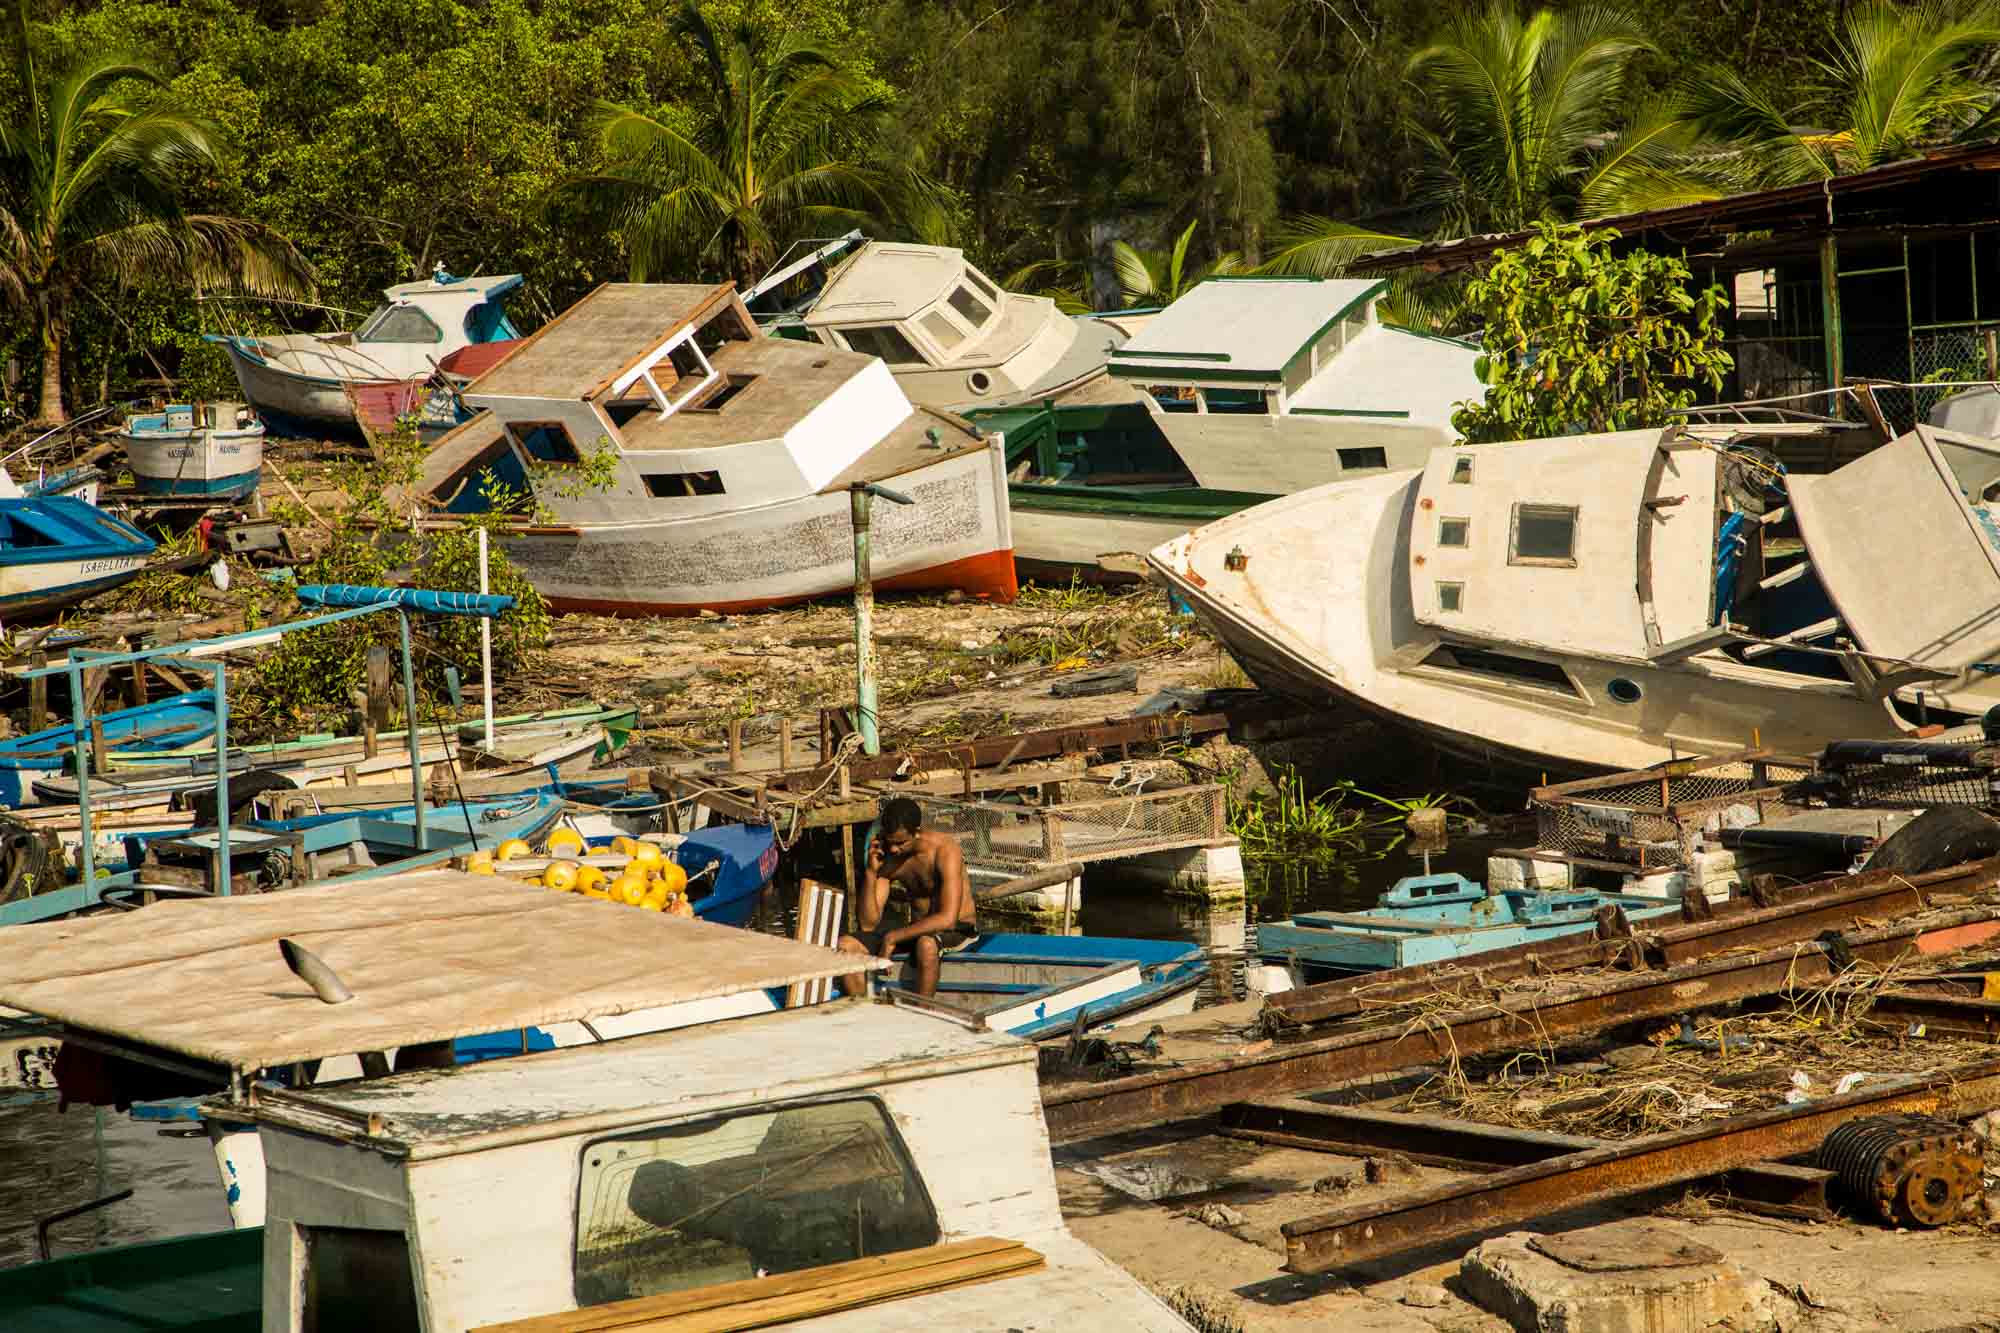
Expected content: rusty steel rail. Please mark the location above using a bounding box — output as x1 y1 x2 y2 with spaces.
1265 855 2000 1028
1220 1099 1832 1220
1862 987 2000 1041
1278 1055 2000 1273
1042 906 2000 1144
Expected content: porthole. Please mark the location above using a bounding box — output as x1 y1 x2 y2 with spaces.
967 370 993 395
1607 677 1643 704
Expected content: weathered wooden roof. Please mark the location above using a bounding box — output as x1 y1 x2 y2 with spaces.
467 283 742 401
0 870 884 1074
1109 277 1383 380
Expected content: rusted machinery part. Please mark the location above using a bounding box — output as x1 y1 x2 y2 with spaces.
1819 1113 1983 1228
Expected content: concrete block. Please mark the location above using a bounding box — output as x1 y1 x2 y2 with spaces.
1461 1224 1778 1333
1123 841 1246 900
1488 855 1573 892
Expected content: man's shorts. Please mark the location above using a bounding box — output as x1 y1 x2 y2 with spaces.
854 927 979 956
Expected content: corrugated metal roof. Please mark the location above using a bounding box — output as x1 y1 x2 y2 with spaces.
1109 277 1384 378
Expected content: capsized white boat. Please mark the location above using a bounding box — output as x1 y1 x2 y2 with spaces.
1108 276 1487 495
407 281 1015 614
800 240 1148 412
205 270 522 436
1150 422 2000 777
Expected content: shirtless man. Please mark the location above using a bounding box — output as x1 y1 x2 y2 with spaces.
838 797 978 998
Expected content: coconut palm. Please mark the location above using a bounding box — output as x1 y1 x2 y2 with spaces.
567 1 949 287
0 1 310 425
1110 221 1242 307
1260 2 1720 279
1683 0 2000 184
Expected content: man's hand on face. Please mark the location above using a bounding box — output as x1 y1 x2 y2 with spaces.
867 838 885 875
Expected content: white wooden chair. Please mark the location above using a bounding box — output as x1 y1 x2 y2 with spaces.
787 878 847 1007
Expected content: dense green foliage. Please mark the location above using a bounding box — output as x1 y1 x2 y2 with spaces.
0 0 1991 415
1451 222 1733 442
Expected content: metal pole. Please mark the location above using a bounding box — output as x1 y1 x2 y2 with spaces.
849 484 879 757
214 662 230 896
400 611 425 848
478 527 495 749
69 659 93 896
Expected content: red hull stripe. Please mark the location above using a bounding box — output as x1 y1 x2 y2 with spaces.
545 547 1019 618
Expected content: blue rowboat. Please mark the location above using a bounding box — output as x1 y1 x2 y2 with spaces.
115 403 266 500
881 933 1209 1039
0 496 155 619
1256 872 1683 977
0 690 218 808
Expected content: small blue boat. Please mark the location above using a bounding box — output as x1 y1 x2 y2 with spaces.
883 933 1209 1039
0 689 218 808
0 495 155 619
115 402 266 499
1256 872 1683 977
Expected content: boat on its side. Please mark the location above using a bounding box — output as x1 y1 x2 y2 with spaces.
0 496 155 621
0 688 217 808
1149 422 2000 777
205 271 523 437
408 282 1015 615
115 402 266 499
882 932 1208 1039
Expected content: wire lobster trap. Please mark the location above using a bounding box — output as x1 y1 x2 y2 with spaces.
1803 739 2000 810
1531 750 1813 870
915 784 1227 875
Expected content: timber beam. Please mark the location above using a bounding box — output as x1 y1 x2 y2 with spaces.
1041 906 2000 1144
1219 1099 1831 1221
1278 1054 2000 1273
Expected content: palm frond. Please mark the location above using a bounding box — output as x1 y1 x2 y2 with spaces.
1110 239 1159 304
1258 216 1421 277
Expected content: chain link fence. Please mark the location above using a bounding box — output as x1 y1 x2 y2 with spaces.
916 784 1226 874
1531 756 1812 870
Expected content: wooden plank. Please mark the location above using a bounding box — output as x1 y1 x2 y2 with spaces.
472 1238 1039 1332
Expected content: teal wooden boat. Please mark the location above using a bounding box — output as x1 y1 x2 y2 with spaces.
1256 873 1683 977
0 1227 259 1331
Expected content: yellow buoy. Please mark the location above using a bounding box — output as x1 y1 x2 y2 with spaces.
640 886 669 912
541 861 580 893
546 827 587 858
654 861 689 898
495 838 531 862
575 865 610 899
629 840 664 868
610 836 641 857
613 873 648 906
465 849 496 876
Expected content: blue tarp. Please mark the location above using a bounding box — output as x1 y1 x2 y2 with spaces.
295 584 515 617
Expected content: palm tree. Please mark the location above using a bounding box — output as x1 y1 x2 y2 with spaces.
1260 2 1719 279
567 1 950 287
1110 221 1242 307
0 1 310 425
1683 0 2000 184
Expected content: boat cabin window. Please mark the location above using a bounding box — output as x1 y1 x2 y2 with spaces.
301 1224 421 1333
574 1097 939 1307
463 300 519 344
1450 457 1474 484
1339 447 1388 471
1436 581 1464 612
946 285 993 329
507 423 581 464
1437 517 1469 547
1421 644 1580 696
643 470 726 497
965 267 1001 305
837 324 928 367
921 311 966 351
358 303 443 344
688 374 757 413
1509 503 1578 567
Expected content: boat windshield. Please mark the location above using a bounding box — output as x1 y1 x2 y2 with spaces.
573 1097 939 1306
357 302 443 343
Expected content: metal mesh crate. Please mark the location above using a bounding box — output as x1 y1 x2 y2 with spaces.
915 784 1227 873
1531 752 1813 869
1808 740 2000 809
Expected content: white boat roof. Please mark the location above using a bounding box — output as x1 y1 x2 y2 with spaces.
383 273 522 302
256 1001 1026 1158
1287 323 1483 426
807 242 979 324
0 870 885 1075
1109 276 1385 380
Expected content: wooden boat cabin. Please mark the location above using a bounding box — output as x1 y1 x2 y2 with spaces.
1108 276 1486 495
411 282 1016 615
800 241 1147 411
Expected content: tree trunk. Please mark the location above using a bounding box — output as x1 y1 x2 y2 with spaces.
34 313 65 428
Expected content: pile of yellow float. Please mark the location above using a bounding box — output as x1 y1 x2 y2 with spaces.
465 828 698 916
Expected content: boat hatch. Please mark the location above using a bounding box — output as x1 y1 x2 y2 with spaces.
0 870 887 1078
1790 425 2000 678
